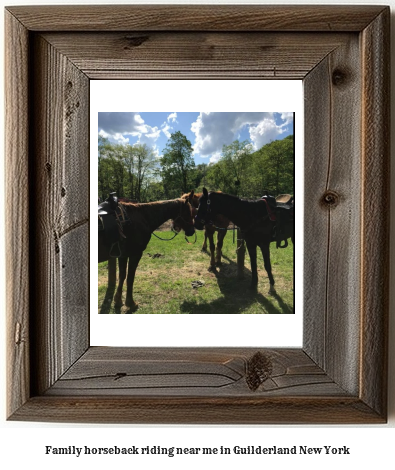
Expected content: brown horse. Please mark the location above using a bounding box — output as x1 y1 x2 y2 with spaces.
182 191 231 271
99 195 195 311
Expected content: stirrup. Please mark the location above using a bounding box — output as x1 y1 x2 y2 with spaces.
109 242 121 258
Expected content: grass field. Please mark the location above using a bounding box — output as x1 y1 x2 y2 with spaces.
98 229 294 314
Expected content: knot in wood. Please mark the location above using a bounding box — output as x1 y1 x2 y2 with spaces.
123 35 149 48
246 351 273 391
321 190 340 208
332 68 348 87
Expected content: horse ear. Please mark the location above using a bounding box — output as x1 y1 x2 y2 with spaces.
203 187 208 197
184 192 192 205
189 190 194 201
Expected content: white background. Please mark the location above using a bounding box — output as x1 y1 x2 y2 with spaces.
1 0 394 469
90 80 304 347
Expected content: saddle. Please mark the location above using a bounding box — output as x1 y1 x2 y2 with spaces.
98 192 118 215
275 194 294 249
260 193 294 248
260 194 277 221
98 193 129 257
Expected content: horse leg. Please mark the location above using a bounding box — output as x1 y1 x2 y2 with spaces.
207 231 216 271
201 228 208 252
246 241 258 291
124 252 143 311
113 257 127 307
260 243 276 295
215 230 225 266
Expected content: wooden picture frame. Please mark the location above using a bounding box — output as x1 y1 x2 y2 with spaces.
5 5 389 424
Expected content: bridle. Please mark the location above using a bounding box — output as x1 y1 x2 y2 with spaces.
195 194 213 226
172 199 195 230
152 199 196 243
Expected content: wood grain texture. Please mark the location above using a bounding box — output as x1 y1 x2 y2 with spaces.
46 347 344 397
9 395 383 425
59 225 89 368
303 56 331 368
5 10 30 418
5 5 389 424
304 36 362 395
41 32 351 80
6 5 386 32
360 9 390 418
30 34 90 395
9 349 382 424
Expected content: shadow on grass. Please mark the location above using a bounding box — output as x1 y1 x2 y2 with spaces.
98 249 293 314
271 292 293 314
180 257 293 315
99 284 121 314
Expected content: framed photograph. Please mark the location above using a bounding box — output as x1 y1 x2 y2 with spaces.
91 82 302 347
5 5 389 423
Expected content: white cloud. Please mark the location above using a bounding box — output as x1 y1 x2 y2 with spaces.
191 112 293 159
248 118 286 149
281 112 294 125
113 133 130 145
209 151 223 164
167 112 178 123
99 129 109 138
98 112 143 135
161 122 172 139
98 112 161 148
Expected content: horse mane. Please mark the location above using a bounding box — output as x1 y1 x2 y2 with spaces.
120 198 188 222
181 191 200 209
207 192 270 222
210 191 255 204
181 190 224 208
120 198 184 208
181 191 201 198
182 190 265 215
211 191 270 204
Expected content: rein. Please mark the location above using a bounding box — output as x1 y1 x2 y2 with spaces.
151 230 179 241
184 232 197 244
151 200 196 243
151 227 197 244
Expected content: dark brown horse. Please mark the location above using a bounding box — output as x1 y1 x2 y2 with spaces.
99 195 195 310
194 188 293 294
182 191 231 271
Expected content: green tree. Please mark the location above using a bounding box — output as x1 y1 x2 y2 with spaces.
98 138 159 202
252 135 294 196
123 143 158 201
98 135 112 199
204 159 231 192
190 163 208 192
219 140 254 196
143 180 166 202
98 136 127 200
160 131 195 198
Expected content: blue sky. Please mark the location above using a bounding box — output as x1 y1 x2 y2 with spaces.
98 112 294 165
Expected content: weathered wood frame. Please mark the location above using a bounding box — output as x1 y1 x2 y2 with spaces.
5 5 390 424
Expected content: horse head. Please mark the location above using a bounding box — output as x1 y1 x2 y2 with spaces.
194 187 212 231
172 191 196 237
181 190 200 217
